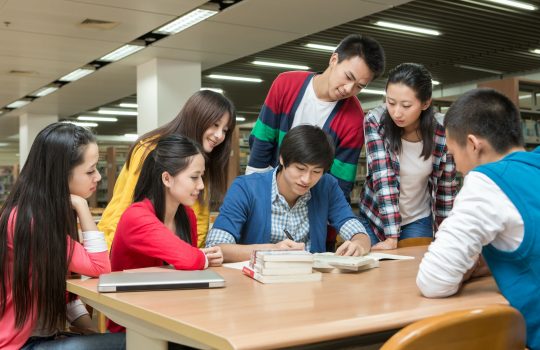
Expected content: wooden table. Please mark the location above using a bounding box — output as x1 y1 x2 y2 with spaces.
67 246 506 350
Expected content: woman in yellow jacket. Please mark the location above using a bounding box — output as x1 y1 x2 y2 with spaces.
98 90 236 248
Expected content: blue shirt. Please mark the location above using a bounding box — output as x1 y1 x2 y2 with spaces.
206 169 366 252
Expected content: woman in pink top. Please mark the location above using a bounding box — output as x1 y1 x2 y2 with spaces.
0 123 125 349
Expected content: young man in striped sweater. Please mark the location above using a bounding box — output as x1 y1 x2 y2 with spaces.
247 34 385 200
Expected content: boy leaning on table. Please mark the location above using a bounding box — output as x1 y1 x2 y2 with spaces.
416 88 540 350
205 125 371 263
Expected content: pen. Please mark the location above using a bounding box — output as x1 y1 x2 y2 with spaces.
283 229 294 241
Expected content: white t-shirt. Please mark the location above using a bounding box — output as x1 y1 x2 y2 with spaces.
417 171 524 298
291 78 337 128
398 139 433 225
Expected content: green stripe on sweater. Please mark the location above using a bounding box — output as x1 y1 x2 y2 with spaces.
251 120 278 142
330 159 357 183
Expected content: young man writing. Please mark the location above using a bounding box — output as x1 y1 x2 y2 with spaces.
206 125 370 262
246 34 385 199
416 88 540 349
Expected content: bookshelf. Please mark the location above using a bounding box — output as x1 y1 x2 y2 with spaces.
479 77 540 147
0 165 17 205
88 145 129 208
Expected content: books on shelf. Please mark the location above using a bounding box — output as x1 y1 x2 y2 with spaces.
242 249 320 284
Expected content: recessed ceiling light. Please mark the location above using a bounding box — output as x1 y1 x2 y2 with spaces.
375 21 441 36
99 44 145 62
253 60 310 70
530 49 540 55
59 67 95 82
7 100 32 109
486 0 537 10
454 64 503 75
0 143 9 147
208 74 262 83
124 134 138 140
63 121 98 127
78 116 118 122
29 85 59 97
359 88 386 95
153 8 218 35
118 103 138 108
432 80 441 85
98 108 138 116
200 87 224 94
305 43 336 52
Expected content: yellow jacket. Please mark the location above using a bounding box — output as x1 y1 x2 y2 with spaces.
97 140 210 249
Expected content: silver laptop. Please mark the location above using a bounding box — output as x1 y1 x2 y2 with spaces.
98 270 226 292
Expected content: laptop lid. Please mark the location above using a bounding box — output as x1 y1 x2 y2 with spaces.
98 269 226 293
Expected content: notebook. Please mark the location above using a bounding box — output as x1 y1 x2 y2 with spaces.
98 269 226 292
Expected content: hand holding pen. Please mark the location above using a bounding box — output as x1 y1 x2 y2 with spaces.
275 229 305 250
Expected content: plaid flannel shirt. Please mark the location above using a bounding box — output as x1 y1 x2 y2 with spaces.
359 104 457 241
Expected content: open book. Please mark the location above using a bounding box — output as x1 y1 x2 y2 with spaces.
313 252 414 272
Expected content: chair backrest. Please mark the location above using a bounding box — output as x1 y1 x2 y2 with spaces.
380 304 526 350
397 237 433 248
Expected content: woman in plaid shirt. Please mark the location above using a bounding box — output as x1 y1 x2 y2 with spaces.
359 63 457 250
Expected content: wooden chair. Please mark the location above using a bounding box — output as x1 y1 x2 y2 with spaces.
380 304 526 350
397 237 433 248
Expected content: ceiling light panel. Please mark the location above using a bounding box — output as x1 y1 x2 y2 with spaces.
99 44 145 62
59 67 95 82
486 0 537 10
208 74 262 83
29 86 59 97
375 21 441 36
153 9 218 35
78 116 118 122
98 108 138 116
305 43 336 52
253 60 310 70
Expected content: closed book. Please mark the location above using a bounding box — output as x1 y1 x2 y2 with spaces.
261 261 314 268
242 266 322 284
253 264 313 276
250 250 314 266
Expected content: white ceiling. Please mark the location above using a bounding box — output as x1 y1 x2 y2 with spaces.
0 0 410 153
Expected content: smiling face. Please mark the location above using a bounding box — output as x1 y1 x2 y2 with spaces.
385 82 431 133
326 54 374 101
201 112 230 153
68 142 101 199
162 153 205 207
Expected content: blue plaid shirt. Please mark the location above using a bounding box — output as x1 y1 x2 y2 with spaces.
206 169 364 249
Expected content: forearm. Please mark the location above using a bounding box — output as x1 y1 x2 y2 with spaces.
219 243 277 263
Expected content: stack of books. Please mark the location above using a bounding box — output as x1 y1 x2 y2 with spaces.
242 250 322 284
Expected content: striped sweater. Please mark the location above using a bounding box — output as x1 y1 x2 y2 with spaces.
248 71 365 198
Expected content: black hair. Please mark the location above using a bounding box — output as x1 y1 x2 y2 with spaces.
334 34 386 80
444 88 524 153
279 125 335 171
134 134 206 244
0 122 96 331
382 63 435 160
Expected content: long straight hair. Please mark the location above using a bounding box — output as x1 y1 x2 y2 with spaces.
0 122 96 331
133 135 205 244
382 63 435 160
127 90 236 209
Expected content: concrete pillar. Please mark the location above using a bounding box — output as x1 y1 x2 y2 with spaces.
136 58 201 135
19 113 58 168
